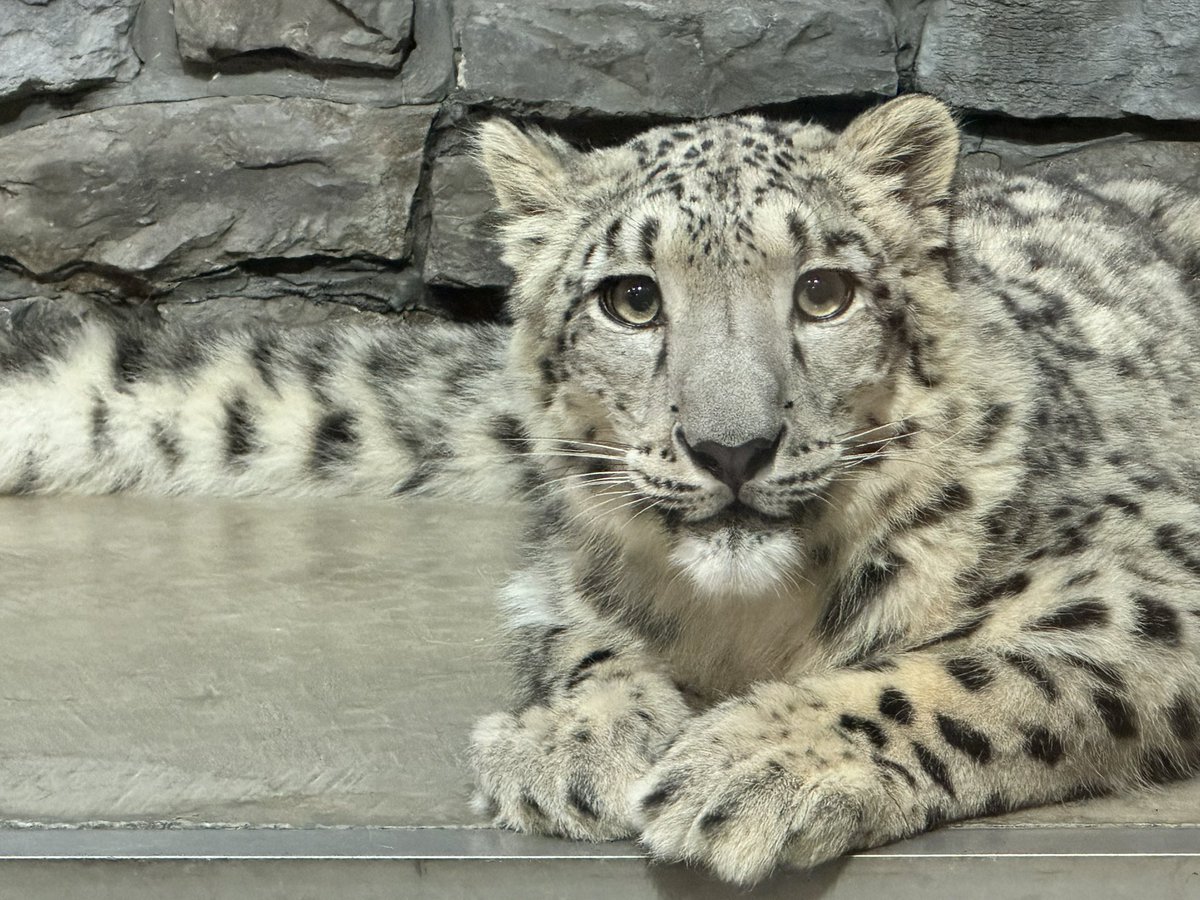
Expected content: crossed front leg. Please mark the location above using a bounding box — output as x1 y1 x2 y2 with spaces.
632 642 1198 884
470 624 692 841
472 592 1199 885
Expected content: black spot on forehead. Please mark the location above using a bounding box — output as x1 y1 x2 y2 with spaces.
630 118 808 191
597 118 872 269
639 218 660 265
604 219 623 253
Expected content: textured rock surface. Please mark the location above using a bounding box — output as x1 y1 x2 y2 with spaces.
2 0 1199 326
890 0 931 84
175 0 414 70
156 295 404 327
454 0 898 117
163 264 431 315
0 98 434 288
0 0 141 101
917 0 1200 119
963 133 1200 191
423 154 510 288
1 263 435 324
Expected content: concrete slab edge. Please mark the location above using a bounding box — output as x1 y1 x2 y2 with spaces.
2 824 1198 860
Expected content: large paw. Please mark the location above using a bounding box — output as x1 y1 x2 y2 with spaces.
632 683 905 884
471 671 690 841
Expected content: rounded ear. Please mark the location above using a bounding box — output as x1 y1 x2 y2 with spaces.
837 95 960 207
474 119 580 218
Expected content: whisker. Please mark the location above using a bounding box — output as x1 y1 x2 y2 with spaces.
837 452 955 479
843 428 923 453
912 414 981 454
835 418 911 444
627 496 668 524
503 437 633 453
801 489 836 512
551 478 635 490
509 451 628 465
510 448 626 458
559 492 637 532
540 470 634 486
604 494 656 517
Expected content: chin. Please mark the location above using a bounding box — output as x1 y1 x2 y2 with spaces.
669 523 803 600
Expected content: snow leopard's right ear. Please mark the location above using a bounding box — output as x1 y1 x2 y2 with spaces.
837 94 960 207
475 120 580 218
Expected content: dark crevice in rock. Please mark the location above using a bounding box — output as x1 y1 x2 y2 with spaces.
0 85 97 130
1 256 157 301
165 256 430 316
409 105 451 279
232 254 408 279
962 114 1200 146
424 286 509 323
738 96 888 131
887 0 931 94
176 47 407 81
447 94 879 154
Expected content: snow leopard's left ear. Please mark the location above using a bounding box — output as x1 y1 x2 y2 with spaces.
475 120 581 218
837 95 959 207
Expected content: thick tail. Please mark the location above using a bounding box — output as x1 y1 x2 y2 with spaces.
0 302 533 499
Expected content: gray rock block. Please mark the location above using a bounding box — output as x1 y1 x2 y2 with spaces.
165 264 432 316
454 0 898 117
175 0 414 71
0 97 435 289
916 0 1200 120
156 295 404 327
2 260 432 325
423 154 510 289
0 0 141 102
963 132 1200 191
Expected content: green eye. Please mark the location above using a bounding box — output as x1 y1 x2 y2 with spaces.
600 276 663 327
794 269 855 320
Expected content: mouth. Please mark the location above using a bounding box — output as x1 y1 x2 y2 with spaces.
723 490 823 522
717 500 780 524
689 499 794 533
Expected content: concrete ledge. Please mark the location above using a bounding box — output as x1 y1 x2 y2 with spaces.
3 825 1200 898
1 496 1199 897
3 822 1200 859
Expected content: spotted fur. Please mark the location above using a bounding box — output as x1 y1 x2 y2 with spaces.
0 306 531 499
4 96 1200 885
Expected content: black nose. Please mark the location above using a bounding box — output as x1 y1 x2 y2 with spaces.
679 431 781 494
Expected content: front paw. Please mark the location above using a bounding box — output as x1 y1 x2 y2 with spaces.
632 683 902 884
471 672 690 841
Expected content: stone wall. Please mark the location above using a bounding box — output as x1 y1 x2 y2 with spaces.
2 0 1199 327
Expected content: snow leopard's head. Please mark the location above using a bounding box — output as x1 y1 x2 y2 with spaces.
477 96 963 598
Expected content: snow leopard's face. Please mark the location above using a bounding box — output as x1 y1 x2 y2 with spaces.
479 97 960 596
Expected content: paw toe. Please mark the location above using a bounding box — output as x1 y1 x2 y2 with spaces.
470 711 519 750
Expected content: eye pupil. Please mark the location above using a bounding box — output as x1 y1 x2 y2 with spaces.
794 268 854 320
807 274 832 301
626 283 653 312
601 275 662 327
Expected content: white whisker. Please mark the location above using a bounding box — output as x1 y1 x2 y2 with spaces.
835 418 910 444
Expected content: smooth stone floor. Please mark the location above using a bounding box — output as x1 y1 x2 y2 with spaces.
0 496 519 826
0 495 1198 898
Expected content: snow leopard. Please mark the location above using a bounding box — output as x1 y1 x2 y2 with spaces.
2 95 1200 884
